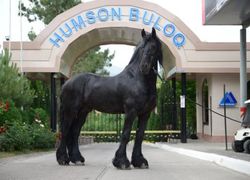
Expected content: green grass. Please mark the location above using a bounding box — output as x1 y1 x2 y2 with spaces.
0 151 19 158
0 150 36 159
0 148 54 159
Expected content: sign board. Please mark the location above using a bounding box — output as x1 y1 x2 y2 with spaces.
219 91 237 107
49 6 186 48
180 95 185 108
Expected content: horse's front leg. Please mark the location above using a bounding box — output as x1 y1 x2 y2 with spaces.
131 112 150 168
112 109 136 169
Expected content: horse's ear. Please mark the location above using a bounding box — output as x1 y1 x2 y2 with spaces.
141 29 146 38
152 27 156 39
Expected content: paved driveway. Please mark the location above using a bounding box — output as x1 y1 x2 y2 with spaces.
0 143 249 180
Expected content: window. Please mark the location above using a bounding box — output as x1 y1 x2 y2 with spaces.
202 79 209 125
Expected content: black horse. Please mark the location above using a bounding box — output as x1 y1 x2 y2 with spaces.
56 28 163 169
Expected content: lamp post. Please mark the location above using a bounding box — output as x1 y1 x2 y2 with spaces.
19 0 23 74
8 0 11 56
240 27 247 121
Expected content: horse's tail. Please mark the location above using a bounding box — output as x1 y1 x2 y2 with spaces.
59 79 70 137
59 93 64 137
59 73 89 134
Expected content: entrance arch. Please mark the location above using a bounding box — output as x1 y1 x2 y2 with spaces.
5 0 204 78
5 0 249 79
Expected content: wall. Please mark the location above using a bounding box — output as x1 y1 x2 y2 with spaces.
196 73 242 141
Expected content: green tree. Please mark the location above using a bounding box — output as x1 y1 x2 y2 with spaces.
157 80 173 129
186 80 196 134
0 50 34 107
176 80 196 134
31 80 50 112
146 79 196 134
72 47 114 76
20 0 114 75
19 0 81 25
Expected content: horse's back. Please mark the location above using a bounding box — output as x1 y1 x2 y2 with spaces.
61 71 155 114
62 73 90 95
83 74 125 113
61 73 124 113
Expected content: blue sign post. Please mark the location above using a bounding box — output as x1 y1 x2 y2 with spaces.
219 91 237 107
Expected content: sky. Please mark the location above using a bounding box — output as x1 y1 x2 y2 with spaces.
0 0 249 75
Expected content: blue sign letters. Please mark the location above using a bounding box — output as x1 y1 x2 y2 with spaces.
49 6 186 48
71 16 86 31
143 11 154 25
111 8 121 21
129 8 139 21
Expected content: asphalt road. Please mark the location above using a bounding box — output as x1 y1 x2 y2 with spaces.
0 143 249 180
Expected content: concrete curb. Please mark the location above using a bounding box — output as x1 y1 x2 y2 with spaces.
147 143 250 176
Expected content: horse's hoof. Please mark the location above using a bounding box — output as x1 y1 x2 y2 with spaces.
57 159 70 166
57 154 70 165
74 161 85 166
133 163 149 169
139 163 149 169
120 164 131 170
131 156 149 169
56 148 70 166
112 156 131 170
69 154 85 165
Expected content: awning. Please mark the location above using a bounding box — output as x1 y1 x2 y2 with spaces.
202 0 250 27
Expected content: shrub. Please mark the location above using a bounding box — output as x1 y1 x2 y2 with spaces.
33 108 49 127
30 124 56 149
0 122 32 151
0 123 56 151
0 100 22 126
20 107 49 127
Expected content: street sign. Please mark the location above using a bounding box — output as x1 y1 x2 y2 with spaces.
219 91 237 107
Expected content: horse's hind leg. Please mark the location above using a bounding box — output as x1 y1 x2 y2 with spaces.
131 112 150 168
56 108 73 165
67 110 89 165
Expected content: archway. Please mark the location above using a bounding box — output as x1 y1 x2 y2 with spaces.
5 0 248 78
4 0 204 79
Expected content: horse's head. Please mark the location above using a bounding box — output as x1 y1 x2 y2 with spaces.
139 28 163 75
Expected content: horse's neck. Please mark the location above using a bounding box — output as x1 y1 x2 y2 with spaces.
126 54 157 93
124 47 141 74
123 44 158 90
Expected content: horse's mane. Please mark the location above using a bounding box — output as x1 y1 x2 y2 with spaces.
127 41 144 65
127 34 162 67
